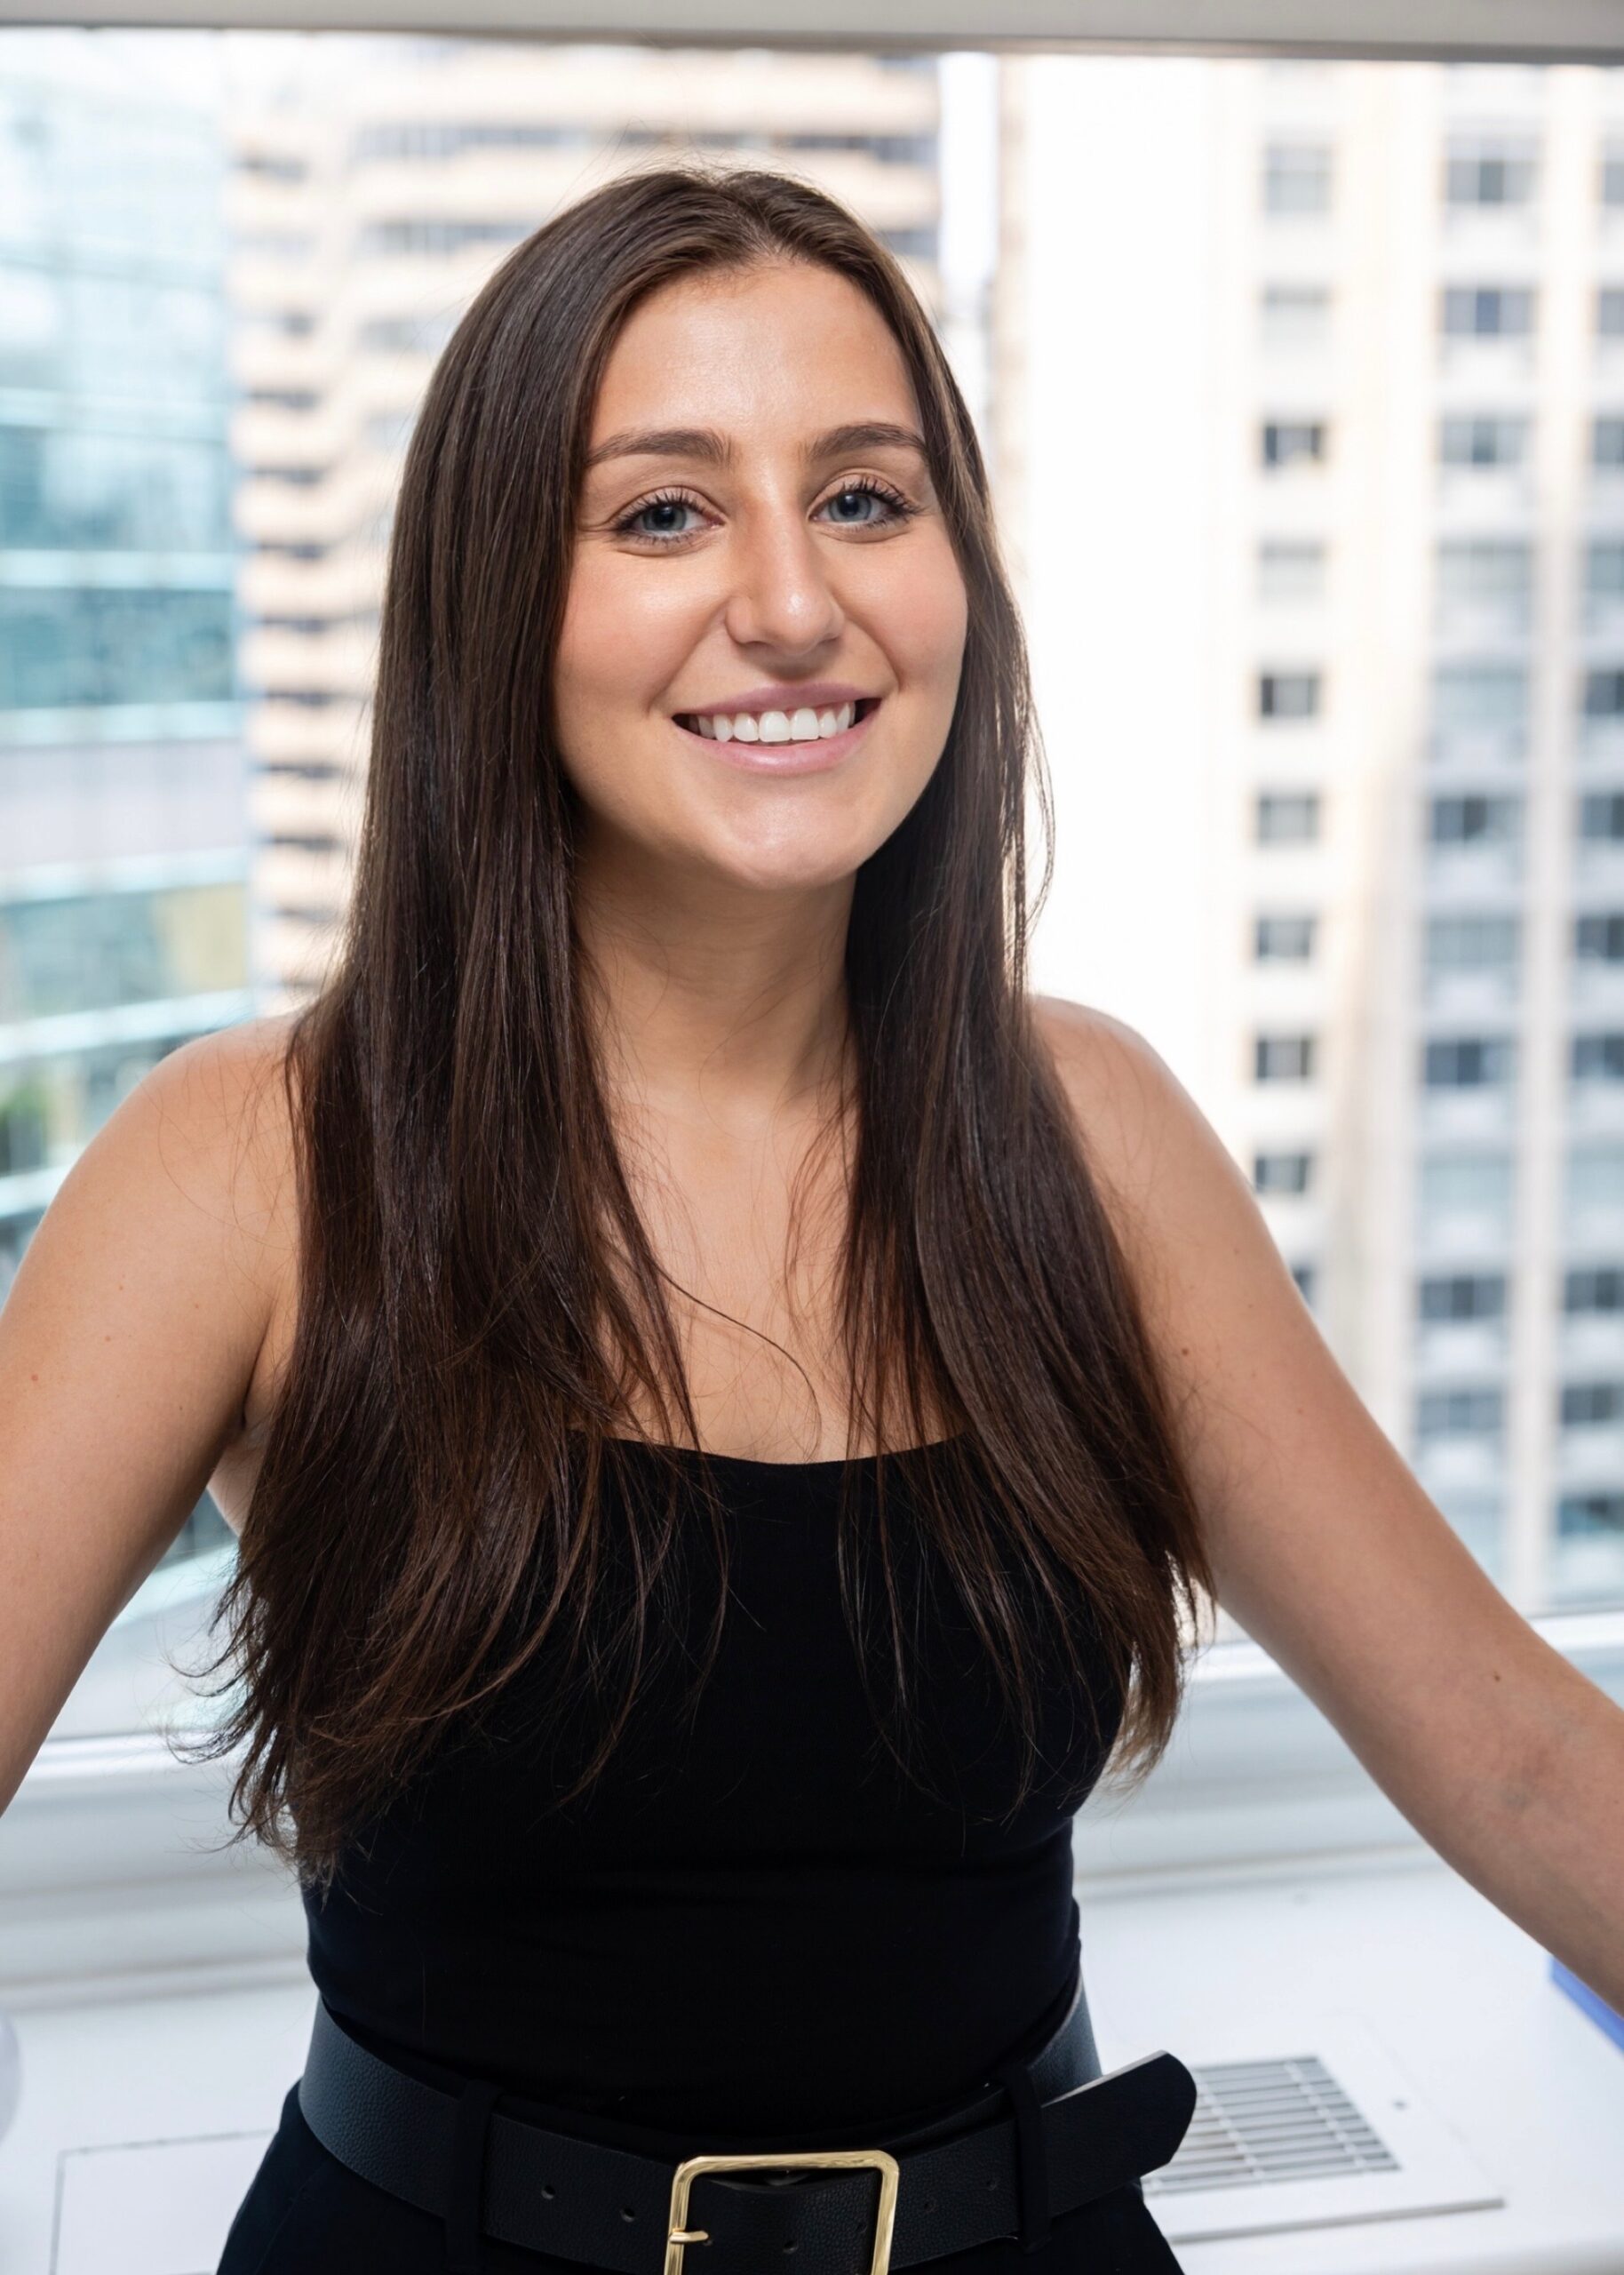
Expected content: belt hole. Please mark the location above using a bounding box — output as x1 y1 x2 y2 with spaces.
621 2206 636 2222
783 2243 798 2255
923 2199 937 2215
542 2184 556 2199
985 2176 999 2192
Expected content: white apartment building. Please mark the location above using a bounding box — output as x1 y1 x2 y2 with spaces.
224 37 947 997
1009 53 1624 1613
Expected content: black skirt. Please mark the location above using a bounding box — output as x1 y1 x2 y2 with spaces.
218 2071 1186 2275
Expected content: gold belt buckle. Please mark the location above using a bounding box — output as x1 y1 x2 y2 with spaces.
665 2148 901 2275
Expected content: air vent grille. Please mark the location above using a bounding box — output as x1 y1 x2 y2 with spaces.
1143 2055 1401 2196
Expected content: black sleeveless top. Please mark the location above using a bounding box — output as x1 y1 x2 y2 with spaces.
300 1435 1126 2143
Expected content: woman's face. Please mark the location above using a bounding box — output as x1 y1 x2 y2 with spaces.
557 259 968 897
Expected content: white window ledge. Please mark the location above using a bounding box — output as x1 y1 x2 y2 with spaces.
4 1608 1620 2005
2 1854 1621 2275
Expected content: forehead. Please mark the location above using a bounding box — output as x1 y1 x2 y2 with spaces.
583 262 921 457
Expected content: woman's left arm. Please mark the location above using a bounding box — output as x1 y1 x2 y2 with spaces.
1036 996 1624 2013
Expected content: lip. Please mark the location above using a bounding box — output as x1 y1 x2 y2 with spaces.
672 696 880 776
673 680 876 715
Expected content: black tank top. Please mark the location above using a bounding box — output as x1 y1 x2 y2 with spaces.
301 1434 1126 2142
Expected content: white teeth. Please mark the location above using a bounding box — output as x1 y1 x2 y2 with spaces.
686 699 859 743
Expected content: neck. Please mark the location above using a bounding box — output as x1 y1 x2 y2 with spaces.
572 834 856 1128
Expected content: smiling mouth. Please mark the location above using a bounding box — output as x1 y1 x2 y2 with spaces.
673 695 882 740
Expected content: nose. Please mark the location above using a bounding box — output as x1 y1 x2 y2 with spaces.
720 507 846 659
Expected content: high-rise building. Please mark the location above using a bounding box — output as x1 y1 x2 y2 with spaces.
0 41 252 1306
223 37 951 1004
1008 53 1624 1612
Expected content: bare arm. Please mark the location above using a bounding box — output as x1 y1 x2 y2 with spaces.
1037 994 1624 2012
0 1020 287 1815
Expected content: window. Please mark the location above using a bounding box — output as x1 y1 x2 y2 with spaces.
1429 792 1519 845
1423 1034 1516 1087
1426 910 1520 975
1583 667 1624 724
1440 283 1535 338
1562 1379 1624 1425
1592 413 1624 467
1254 1032 1317 1080
8 20 1624 1974
1257 536 1325 599
1420 1150 1514 1232
1254 1148 1312 1193
1254 912 1317 960
1580 788 1624 842
1256 788 1321 842
1572 1031 1624 1083
1259 281 1331 344
1420 1271 1508 1322
1436 535 1532 619
1430 659 1528 741
1438 411 1529 466
1257 667 1321 719
1262 139 1333 215
1416 1385 1504 1441
1262 417 1326 466
1576 912 1624 962
1443 134 1537 207
1564 1264 1624 1315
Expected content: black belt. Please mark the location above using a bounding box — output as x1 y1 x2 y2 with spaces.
297 1974 1196 2274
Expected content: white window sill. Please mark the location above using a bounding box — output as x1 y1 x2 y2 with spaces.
5 1608 1621 2002
0 1853 1620 2275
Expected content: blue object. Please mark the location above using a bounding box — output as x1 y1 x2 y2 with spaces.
1550 1955 1624 2052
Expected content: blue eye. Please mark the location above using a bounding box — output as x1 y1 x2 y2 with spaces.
610 477 918 547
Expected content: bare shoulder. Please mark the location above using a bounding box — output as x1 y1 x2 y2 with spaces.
1028 993 1230 1262
141 1011 303 1262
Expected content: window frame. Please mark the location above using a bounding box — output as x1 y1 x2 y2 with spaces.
4 0 1623 1994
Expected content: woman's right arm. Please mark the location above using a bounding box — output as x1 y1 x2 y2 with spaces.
0 1019 288 1815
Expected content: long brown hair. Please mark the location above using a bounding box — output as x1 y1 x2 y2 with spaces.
175 158 1217 1897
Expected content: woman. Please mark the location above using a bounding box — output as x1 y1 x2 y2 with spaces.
2 160 1619 2274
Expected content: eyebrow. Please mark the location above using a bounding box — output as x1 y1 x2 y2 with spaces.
582 419 929 475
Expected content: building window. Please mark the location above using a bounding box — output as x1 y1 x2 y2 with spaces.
1436 536 1532 610
1423 1034 1515 1087
1258 668 1321 720
1254 913 1317 960
1440 284 1535 339
1576 912 1624 962
1262 419 1326 467
1600 286 1624 339
1439 412 1528 467
1416 1385 1504 1441
1257 538 1325 600
1420 1150 1513 1220
1289 1259 1318 1303
1255 1033 1316 1080
1583 667 1624 723
1420 1272 1508 1322
1561 1380 1624 1426
1430 659 1527 741
1572 1031 1624 1083
1564 1265 1624 1316
1425 910 1519 976
1256 789 1321 842
1579 789 1624 842
1254 1149 1312 1194
1586 539 1624 606
1568 1143 1624 1216
1262 140 1333 217
1592 415 1624 468
1429 792 1519 845
1443 137 1537 209
1260 282 1331 345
